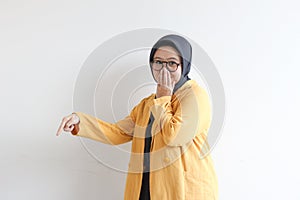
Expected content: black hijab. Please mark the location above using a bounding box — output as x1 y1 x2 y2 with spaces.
149 34 193 94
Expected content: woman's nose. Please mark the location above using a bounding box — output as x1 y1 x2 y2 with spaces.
160 66 168 74
162 62 170 70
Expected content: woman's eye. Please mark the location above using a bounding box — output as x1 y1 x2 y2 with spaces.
169 61 176 66
155 61 162 64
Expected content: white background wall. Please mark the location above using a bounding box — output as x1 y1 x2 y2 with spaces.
1 0 299 199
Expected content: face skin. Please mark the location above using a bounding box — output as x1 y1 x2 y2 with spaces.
152 46 182 84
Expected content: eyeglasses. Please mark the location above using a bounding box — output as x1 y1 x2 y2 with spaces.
150 59 181 72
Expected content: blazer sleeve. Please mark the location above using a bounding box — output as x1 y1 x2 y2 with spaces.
70 105 138 145
150 84 211 147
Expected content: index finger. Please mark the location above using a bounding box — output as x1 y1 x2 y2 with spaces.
56 115 71 136
56 120 66 136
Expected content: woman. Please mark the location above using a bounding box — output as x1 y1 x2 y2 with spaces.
56 34 219 200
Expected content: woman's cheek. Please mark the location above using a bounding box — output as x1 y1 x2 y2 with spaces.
153 71 159 82
172 73 180 83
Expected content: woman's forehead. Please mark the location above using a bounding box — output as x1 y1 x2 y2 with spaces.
154 46 181 59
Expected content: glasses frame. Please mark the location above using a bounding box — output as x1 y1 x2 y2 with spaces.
150 59 181 72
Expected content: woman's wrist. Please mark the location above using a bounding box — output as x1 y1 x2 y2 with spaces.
156 84 172 98
71 112 80 135
72 113 80 124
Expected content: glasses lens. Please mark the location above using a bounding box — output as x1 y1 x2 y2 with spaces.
152 60 162 70
167 61 178 72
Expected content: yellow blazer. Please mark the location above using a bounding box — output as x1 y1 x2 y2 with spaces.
72 79 218 200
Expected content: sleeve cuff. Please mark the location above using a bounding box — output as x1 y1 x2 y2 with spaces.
150 95 172 120
152 95 171 105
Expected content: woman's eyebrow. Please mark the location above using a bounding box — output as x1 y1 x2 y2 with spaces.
154 56 179 61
